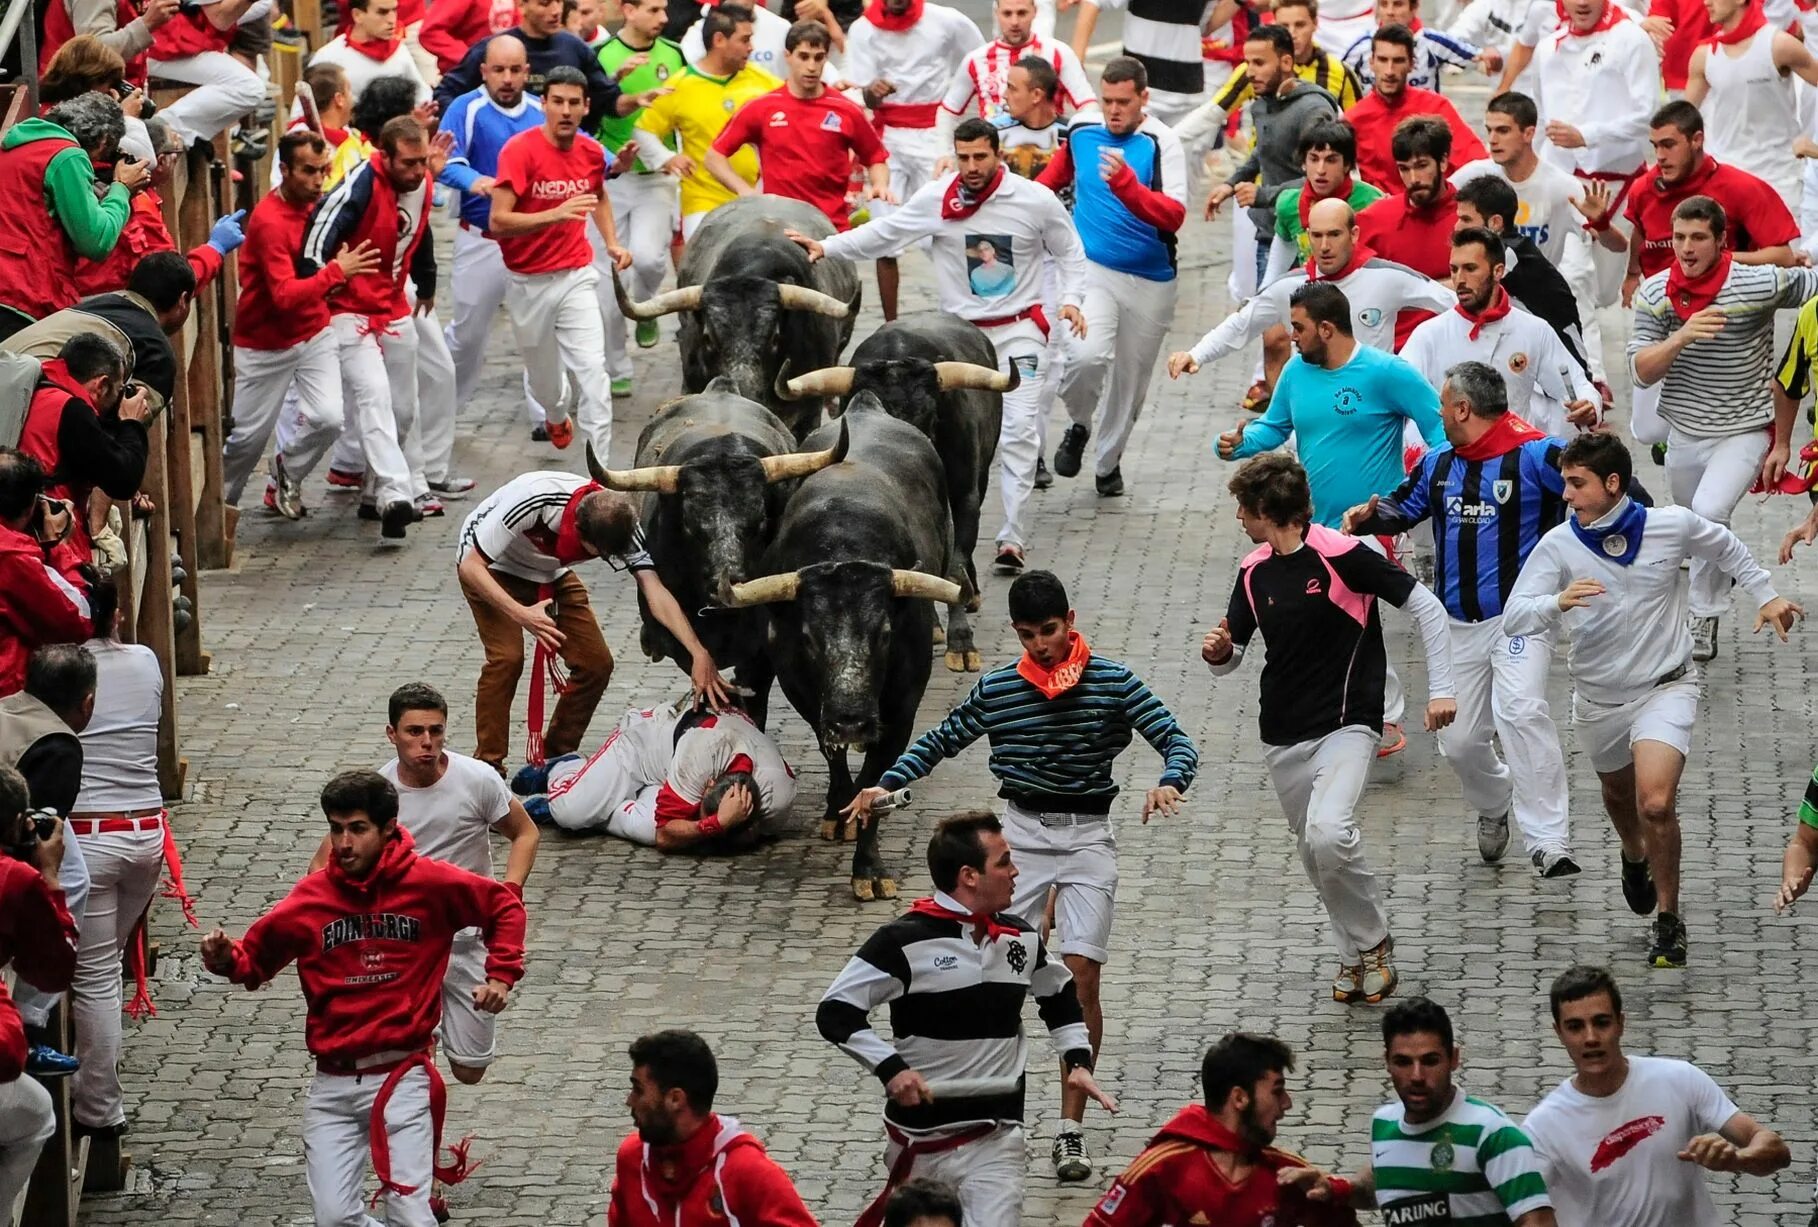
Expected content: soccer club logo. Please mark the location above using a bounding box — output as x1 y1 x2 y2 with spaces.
1359 306 1384 329
1429 1139 1455 1172
655 64 671 81
1508 635 1527 656
1492 479 1513 504
1601 533 1628 557
1004 939 1028 974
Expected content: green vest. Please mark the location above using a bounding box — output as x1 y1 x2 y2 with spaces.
596 35 687 171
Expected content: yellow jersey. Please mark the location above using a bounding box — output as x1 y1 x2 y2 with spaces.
635 63 782 216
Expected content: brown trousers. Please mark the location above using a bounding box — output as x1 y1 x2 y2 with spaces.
462 568 613 770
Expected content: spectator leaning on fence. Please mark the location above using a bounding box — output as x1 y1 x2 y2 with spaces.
0 449 93 699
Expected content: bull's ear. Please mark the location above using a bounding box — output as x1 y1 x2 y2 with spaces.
830 416 851 463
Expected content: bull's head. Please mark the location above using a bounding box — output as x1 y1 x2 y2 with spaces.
586 425 849 606
728 561 960 751
775 360 1016 438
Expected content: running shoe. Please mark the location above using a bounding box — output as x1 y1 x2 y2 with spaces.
27 1044 78 1076
523 794 555 827
511 753 581 797
610 377 634 399
1332 962 1365 1003
1240 380 1271 412
1034 457 1053 489
1377 724 1406 758
1095 467 1124 497
546 416 575 450
271 452 306 519
530 424 549 443
1533 849 1582 878
1053 423 1089 478
636 319 660 349
325 466 364 490
1689 615 1718 663
1356 936 1397 1003
1477 812 1510 863
429 477 476 498
1051 1131 1092 1183
262 485 278 514
417 496 445 518
993 544 1025 575
1648 911 1687 968
1621 854 1657 915
379 500 413 545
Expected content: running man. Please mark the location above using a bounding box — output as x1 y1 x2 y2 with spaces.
844 569 1196 1183
1501 433 1803 968
1203 453 1456 1004
1448 91 1582 267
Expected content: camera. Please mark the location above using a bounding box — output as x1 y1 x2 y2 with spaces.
3 809 56 864
109 80 157 119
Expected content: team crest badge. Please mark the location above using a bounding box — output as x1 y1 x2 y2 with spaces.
1359 307 1384 328
1602 534 1628 557
1005 939 1027 974
1492 479 1513 504
723 98 736 111
656 64 670 79
1508 352 1529 374
1430 1140 1455 1172
822 111 844 131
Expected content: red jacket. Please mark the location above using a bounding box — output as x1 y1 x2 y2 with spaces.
0 130 85 321
0 982 26 1084
0 857 79 998
233 188 348 349
299 153 433 322
0 523 91 697
1344 86 1487 192
1623 155 1800 277
73 188 222 299
418 0 521 72
607 1115 818 1227
216 828 526 1066
1085 1105 1358 1227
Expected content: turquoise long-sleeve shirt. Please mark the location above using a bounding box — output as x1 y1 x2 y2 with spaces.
1228 344 1445 527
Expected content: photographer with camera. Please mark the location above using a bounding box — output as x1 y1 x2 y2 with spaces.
0 450 93 699
0 646 98 1077
0 763 80 1210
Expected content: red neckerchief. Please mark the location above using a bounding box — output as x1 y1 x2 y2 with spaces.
1666 250 1732 320
909 897 1022 943
1454 284 1513 340
1299 176 1354 227
1308 242 1375 282
942 165 1007 219
322 124 350 146
1016 630 1090 699
1652 151 1717 197
863 0 923 30
346 33 403 60
1404 183 1456 220
1557 0 1627 38
551 481 603 563
1709 0 1766 42
1454 411 1546 461
644 1114 724 1196
1408 14 1424 28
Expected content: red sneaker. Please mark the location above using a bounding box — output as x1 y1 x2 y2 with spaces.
325 467 364 490
1377 724 1407 758
545 416 575 450
262 485 278 513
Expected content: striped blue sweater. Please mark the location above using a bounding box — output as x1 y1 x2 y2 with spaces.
879 656 1199 814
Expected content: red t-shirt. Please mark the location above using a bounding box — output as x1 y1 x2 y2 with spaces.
1649 0 1717 88
493 127 608 275
1623 156 1799 277
710 87 888 229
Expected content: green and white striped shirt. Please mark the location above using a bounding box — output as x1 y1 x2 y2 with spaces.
1371 1091 1552 1225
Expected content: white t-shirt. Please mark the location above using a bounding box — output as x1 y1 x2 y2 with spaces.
457 470 654 585
379 751 512 877
73 639 164 813
1450 156 1583 265
1523 1056 1740 1227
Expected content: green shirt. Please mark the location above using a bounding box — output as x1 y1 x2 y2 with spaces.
595 34 686 170
1 117 132 259
1371 1092 1551 1226
1273 178 1385 258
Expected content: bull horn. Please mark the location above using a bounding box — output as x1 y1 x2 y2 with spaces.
758 419 850 483
781 365 857 401
890 570 964 605
933 361 1017 393
614 267 702 320
728 572 803 606
596 453 683 493
776 284 853 319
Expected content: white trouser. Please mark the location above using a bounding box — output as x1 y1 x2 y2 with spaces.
15 834 89 1028
1666 426 1772 617
1003 805 1116 963
1060 265 1178 479
878 1125 1024 1227
0 1075 54 1213
438 933 497 1068
303 1065 435 1227
70 826 163 1129
987 324 1048 550
403 22 438 88
1559 224 1626 383
408 296 457 486
1262 725 1387 962
544 707 675 833
1035 265 1067 454
297 314 418 508
1436 618 1569 856
447 226 516 411
147 51 267 146
1227 205 1258 300
600 171 679 379
225 330 340 505
506 265 610 458
1144 89 1203 129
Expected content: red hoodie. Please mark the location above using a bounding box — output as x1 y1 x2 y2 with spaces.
607 1115 819 1227
1085 1105 1359 1227
216 828 525 1065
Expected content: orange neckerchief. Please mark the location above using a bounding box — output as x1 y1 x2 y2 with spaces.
1016 630 1090 699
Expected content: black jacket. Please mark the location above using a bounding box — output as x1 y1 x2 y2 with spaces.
1503 233 1592 380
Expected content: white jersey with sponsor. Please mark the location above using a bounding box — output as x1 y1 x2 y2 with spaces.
457 470 654 585
1399 297 1596 436
1700 28 1804 201
1185 256 1456 365
1522 1056 1740 1227
1533 14 1659 177
940 34 1093 122
1450 156 1583 264
379 752 512 877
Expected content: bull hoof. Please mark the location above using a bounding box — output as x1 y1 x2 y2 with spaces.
943 650 968 672
819 819 841 842
851 877 876 902
931 624 946 645
875 877 899 900
843 819 858 844
965 650 982 671
966 592 982 613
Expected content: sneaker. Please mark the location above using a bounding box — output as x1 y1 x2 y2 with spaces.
1095 467 1124 497
1033 457 1053 489
993 544 1025 575
610 377 634 399
379 500 414 544
27 1044 79 1077
416 495 446 518
262 485 279 514
530 424 550 443
357 501 381 522
523 794 556 827
430 1194 451 1222
429 477 476 498
512 753 581 796
325 466 364 490
545 416 575 450
1050 1131 1091 1183
1620 854 1657 916
635 319 660 349
1689 615 1718 663
1477 812 1511 863
1053 423 1089 478
1533 849 1583 878
1332 962 1365 1004
1356 935 1397 1003
1377 724 1406 758
272 452 306 519
1648 911 1687 968
1650 442 1668 466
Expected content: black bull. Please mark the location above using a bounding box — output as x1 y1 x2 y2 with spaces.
612 195 861 441
727 394 964 901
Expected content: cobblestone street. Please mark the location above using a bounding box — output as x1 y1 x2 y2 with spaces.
78 187 1818 1226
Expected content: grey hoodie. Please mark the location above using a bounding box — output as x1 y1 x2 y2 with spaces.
1226 80 1341 231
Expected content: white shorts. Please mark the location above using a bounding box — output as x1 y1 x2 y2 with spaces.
1003 802 1116 963
1573 678 1699 775
439 931 497 1068
681 210 710 241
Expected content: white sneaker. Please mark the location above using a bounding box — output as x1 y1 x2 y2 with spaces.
1689 615 1718 662
1477 812 1510 863
1051 1130 1091 1182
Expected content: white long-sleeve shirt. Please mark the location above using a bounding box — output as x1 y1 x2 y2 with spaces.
1502 501 1778 703
1533 16 1660 177
1186 256 1455 366
1400 297 1597 436
309 35 432 104
845 5 986 109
